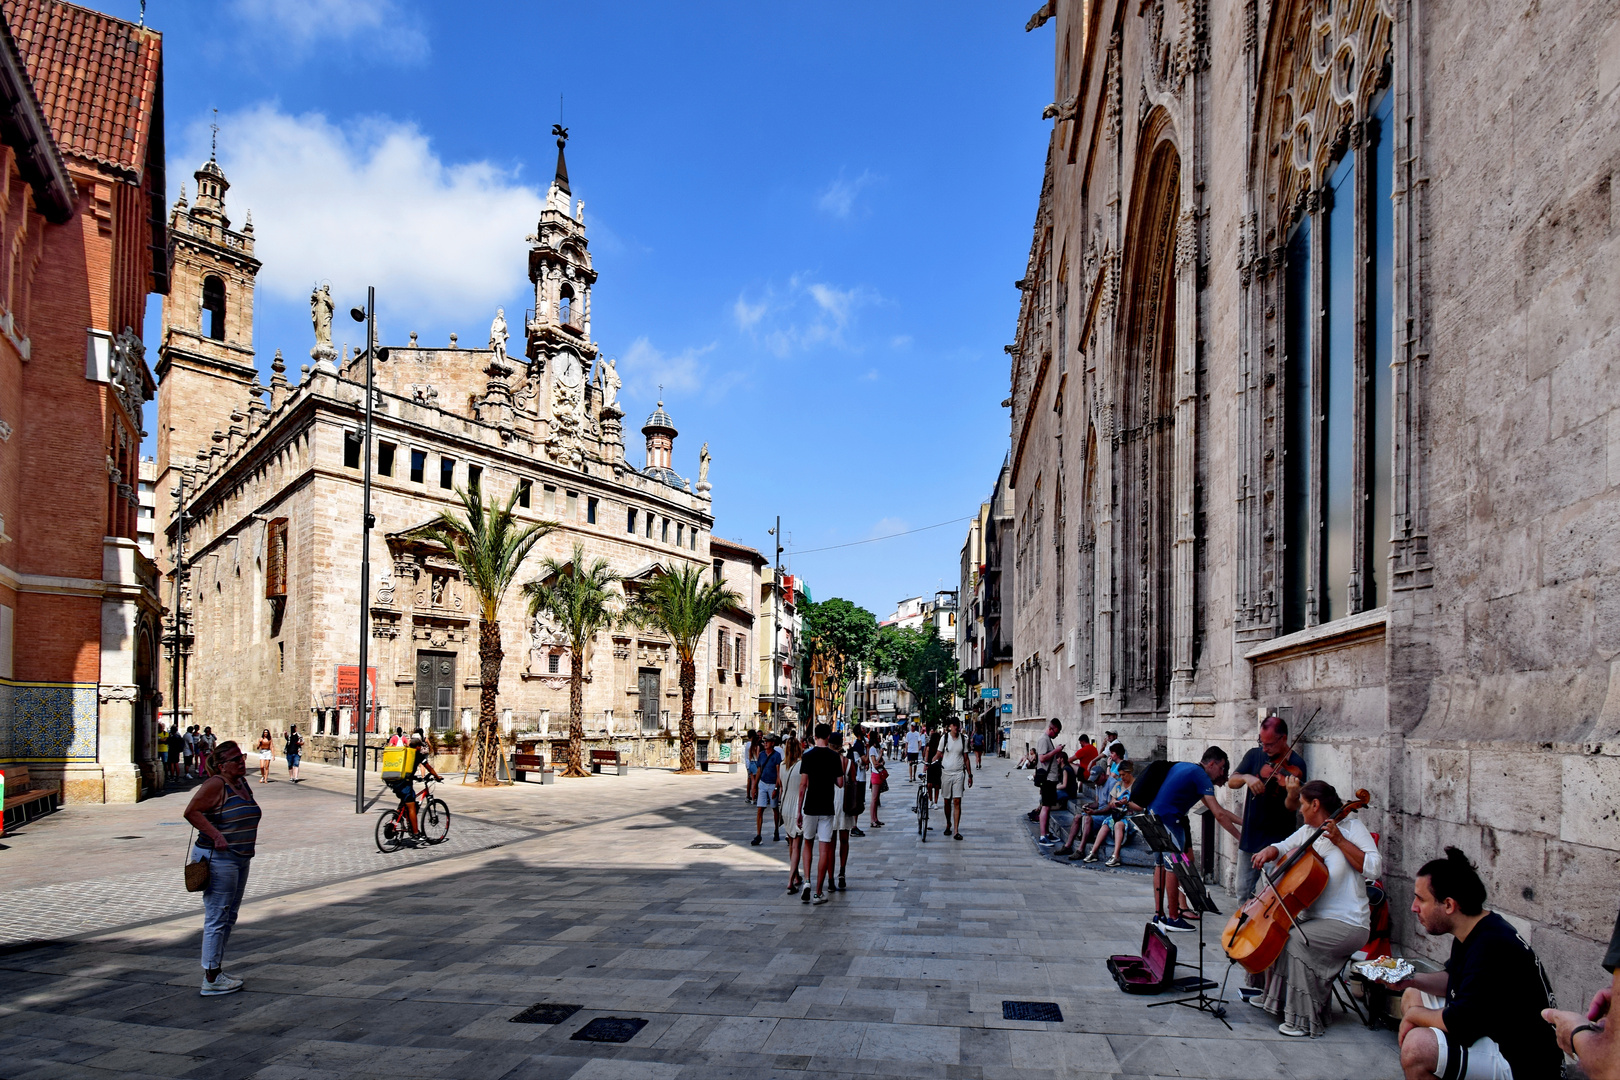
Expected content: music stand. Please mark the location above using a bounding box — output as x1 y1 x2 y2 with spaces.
1131 810 1231 1029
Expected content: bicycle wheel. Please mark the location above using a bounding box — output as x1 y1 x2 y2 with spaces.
375 809 403 852
419 798 451 843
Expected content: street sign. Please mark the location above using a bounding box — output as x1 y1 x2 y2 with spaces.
1000 703 1013 714
980 688 1000 699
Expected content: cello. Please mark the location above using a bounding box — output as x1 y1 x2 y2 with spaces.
1220 788 1371 975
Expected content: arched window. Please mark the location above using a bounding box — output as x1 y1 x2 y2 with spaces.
202 275 226 341
558 285 574 327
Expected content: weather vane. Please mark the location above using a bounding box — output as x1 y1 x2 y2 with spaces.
210 107 219 160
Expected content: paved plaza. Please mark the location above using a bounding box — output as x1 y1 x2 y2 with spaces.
0 759 1401 1079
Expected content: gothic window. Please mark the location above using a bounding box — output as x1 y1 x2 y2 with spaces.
717 629 728 670
1053 486 1064 632
1056 256 1068 375
1281 88 1395 631
518 478 531 508
202 275 226 341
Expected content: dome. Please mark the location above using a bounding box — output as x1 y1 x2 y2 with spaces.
643 465 687 490
642 401 677 438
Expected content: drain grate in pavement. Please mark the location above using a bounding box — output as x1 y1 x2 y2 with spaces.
687 843 726 849
510 1003 582 1025
1003 1000 1064 1022
571 1016 648 1043
112 836 143 840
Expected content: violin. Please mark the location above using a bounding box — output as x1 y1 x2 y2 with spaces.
1220 787 1371 975
1257 706 1320 791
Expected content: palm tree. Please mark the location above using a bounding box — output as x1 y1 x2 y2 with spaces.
523 543 624 778
630 563 743 773
415 482 554 784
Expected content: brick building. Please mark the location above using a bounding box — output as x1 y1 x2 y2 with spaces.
1005 0 1620 1008
0 0 166 804
154 135 760 764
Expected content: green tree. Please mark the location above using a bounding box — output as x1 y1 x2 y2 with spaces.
629 564 743 772
870 624 923 679
801 597 877 725
899 624 965 730
414 483 554 784
523 542 624 779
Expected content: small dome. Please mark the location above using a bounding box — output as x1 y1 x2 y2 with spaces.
642 401 677 438
644 465 686 489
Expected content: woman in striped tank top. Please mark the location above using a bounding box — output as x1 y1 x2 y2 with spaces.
183 740 262 996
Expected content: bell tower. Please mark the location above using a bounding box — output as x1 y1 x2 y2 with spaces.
154 152 262 573
525 124 599 375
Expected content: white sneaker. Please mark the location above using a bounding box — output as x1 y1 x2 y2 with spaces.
811 892 828 905
201 973 243 996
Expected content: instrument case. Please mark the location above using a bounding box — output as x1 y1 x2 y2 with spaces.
1106 922 1178 994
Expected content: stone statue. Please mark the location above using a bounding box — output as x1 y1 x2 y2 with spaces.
699 442 711 484
600 357 621 412
489 307 508 360
310 284 336 365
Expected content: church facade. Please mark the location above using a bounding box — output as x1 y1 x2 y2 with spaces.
154 137 754 761
1008 0 1620 1005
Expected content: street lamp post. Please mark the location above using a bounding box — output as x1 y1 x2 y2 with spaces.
166 470 190 772
349 289 384 813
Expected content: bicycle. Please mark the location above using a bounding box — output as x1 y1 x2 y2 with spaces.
375 779 451 852
915 780 930 841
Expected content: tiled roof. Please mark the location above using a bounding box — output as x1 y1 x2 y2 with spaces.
1 0 160 179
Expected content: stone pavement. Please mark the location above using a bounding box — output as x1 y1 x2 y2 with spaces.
0 758 1403 1079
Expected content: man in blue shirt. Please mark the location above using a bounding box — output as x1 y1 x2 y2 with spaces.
1138 746 1243 931
752 735 783 846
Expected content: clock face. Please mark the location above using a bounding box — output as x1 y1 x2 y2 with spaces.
556 351 582 387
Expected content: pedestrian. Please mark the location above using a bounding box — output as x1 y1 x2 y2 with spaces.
745 729 762 802
1228 714 1307 902
165 723 181 780
201 726 218 755
1027 718 1063 822
283 724 304 783
866 734 886 829
780 736 805 893
388 727 406 746
183 740 261 996
935 716 972 840
830 731 856 891
905 723 923 782
794 723 844 905
752 734 782 845
972 725 986 769
847 728 868 836
1141 746 1243 931
925 726 944 806
255 728 274 783
182 725 198 778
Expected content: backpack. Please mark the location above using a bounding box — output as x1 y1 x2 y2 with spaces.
1129 759 1173 810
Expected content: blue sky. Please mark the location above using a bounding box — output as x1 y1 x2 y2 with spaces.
130 0 1052 618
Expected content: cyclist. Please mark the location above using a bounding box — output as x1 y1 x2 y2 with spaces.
387 729 443 836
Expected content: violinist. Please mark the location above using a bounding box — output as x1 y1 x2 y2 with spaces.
1228 714 1307 902
1248 780 1380 1037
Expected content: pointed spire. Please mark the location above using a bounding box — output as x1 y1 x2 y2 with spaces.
551 123 571 195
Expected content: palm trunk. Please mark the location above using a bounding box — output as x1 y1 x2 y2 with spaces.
476 617 503 784
677 654 698 773
563 642 589 777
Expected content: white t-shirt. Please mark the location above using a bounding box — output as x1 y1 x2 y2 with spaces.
867 744 884 779
939 733 968 773
1271 817 1381 929
905 731 923 754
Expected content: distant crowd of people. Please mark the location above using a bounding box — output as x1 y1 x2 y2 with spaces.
163 723 304 784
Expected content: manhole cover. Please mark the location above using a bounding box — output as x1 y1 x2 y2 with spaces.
687 843 726 849
510 1002 581 1025
571 1017 648 1043
1003 1000 1063 1022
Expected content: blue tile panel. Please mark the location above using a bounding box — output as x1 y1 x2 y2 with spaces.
0 681 99 760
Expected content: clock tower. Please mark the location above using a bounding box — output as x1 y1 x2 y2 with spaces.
526 126 599 465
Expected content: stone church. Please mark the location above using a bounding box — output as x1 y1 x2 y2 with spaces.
1007 0 1619 1005
153 134 759 762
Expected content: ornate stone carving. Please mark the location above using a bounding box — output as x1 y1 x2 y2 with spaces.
1104 31 1123 144
110 328 147 422
488 307 509 360
99 683 138 703
1175 208 1198 277
410 383 440 406
310 284 337 367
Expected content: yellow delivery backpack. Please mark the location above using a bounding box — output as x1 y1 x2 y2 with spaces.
380 745 418 781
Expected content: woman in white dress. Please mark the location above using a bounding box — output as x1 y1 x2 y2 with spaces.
779 736 804 893
1250 780 1380 1037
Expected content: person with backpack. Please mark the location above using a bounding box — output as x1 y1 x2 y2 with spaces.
1130 746 1244 932
794 724 844 905
934 716 973 840
283 724 304 783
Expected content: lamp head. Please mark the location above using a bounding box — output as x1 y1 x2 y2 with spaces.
350 307 366 323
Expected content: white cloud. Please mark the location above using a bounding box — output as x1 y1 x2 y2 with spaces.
618 336 715 399
737 275 881 358
230 0 428 61
890 334 913 350
869 517 908 539
199 104 545 327
817 169 879 219
732 294 767 331
862 368 879 381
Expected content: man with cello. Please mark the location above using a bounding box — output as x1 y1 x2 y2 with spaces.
1237 780 1380 1038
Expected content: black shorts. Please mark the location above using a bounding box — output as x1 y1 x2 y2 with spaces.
388 779 415 803
926 763 943 785
1040 779 1061 808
